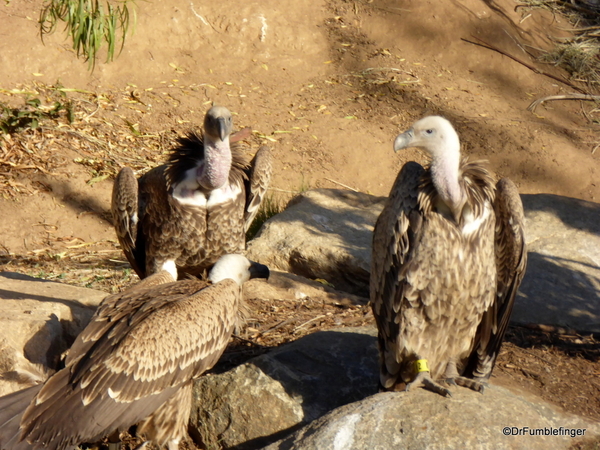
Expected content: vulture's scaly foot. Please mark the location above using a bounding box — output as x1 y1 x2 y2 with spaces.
473 376 490 393
406 371 452 397
442 360 485 393
443 359 460 387
454 376 486 393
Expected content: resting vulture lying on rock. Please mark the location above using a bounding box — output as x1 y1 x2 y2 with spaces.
0 254 269 450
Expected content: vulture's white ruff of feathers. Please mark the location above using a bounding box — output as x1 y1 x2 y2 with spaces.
371 116 527 396
0 254 269 450
111 105 272 280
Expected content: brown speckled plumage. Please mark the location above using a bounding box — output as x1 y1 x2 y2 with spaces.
371 116 527 395
112 106 272 279
0 255 269 450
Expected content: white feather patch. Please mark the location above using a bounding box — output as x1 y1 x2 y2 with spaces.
207 183 242 208
172 167 242 208
161 260 178 280
107 387 119 399
462 202 491 236
172 167 207 207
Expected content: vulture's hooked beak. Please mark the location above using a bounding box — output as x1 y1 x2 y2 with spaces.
204 105 232 142
393 129 414 152
248 261 270 281
217 117 228 141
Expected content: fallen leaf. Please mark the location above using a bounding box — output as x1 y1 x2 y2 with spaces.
87 174 109 186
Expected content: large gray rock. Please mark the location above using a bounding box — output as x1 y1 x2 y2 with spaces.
264 387 600 450
0 272 107 395
247 189 600 333
246 189 386 296
190 327 379 449
190 327 599 450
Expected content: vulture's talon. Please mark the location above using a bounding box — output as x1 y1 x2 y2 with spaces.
406 371 452 397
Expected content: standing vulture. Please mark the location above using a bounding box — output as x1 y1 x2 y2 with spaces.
371 116 527 396
112 105 272 280
0 254 269 450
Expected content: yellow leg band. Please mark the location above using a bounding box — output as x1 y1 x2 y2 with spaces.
415 359 430 373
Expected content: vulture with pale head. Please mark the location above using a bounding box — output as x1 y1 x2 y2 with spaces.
0 254 269 450
371 116 527 396
112 105 272 280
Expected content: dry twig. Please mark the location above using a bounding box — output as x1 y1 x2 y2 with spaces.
528 92 600 111
324 177 359 192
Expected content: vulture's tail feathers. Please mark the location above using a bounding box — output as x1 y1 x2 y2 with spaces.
0 385 41 450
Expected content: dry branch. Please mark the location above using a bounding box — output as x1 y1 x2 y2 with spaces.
461 36 589 94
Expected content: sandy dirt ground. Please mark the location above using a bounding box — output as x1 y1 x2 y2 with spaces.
0 0 598 446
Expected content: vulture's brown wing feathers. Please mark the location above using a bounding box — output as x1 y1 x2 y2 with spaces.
370 161 425 388
136 381 192 446
243 145 272 231
66 270 176 367
65 279 237 400
465 177 527 379
18 277 242 450
111 167 144 277
230 127 252 143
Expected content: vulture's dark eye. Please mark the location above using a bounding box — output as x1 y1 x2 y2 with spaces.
425 129 434 135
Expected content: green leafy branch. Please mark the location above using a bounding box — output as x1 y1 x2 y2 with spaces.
0 98 71 134
39 0 136 70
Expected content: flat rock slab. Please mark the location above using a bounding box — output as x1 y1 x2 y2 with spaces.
243 270 368 307
516 194 600 333
248 189 600 333
0 272 107 395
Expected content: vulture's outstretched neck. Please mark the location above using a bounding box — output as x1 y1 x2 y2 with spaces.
430 138 465 221
199 137 232 190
